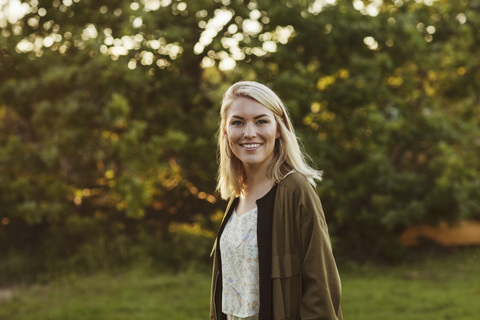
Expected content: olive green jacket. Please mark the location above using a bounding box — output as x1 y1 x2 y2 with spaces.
210 172 342 320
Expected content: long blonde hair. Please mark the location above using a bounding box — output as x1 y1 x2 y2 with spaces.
217 81 322 200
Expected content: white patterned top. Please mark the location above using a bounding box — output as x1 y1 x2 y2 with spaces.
220 207 260 319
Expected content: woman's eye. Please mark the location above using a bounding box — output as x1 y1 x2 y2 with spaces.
232 121 243 125
257 119 268 124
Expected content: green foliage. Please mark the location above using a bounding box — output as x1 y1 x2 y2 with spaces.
1 0 480 279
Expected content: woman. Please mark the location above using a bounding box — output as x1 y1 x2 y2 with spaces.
210 81 342 320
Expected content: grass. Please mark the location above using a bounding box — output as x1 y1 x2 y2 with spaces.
341 248 479 320
0 248 479 320
0 267 211 320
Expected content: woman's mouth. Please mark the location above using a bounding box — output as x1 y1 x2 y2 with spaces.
241 143 262 150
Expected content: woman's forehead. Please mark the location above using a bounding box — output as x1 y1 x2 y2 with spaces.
227 97 275 118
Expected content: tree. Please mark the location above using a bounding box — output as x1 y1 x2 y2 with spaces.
1 0 479 279
0 0 225 275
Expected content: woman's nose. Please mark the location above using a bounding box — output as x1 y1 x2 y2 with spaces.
244 123 256 138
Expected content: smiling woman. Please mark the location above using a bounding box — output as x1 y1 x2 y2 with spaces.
210 81 342 320
225 97 280 174
216 82 323 200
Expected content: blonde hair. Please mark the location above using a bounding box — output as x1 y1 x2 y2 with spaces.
216 81 322 200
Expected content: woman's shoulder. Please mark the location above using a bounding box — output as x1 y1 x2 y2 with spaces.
276 172 324 218
278 171 317 197
279 171 313 188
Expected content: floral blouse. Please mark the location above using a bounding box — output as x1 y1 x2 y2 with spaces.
220 207 260 319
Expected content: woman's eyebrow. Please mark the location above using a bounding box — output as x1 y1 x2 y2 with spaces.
231 114 270 120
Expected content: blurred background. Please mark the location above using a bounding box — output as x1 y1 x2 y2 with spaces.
1 0 479 319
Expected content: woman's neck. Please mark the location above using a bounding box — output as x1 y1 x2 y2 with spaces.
233 162 274 215
241 172 274 201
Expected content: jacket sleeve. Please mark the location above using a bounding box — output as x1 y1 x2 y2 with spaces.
299 194 343 320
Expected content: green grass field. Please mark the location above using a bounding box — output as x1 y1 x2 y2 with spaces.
1 248 478 320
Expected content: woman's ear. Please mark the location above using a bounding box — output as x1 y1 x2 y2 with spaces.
275 117 283 139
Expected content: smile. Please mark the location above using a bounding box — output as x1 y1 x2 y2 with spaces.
241 143 262 149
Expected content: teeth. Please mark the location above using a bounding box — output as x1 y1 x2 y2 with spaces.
243 143 261 148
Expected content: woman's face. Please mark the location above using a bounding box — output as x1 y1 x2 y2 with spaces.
225 97 279 171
